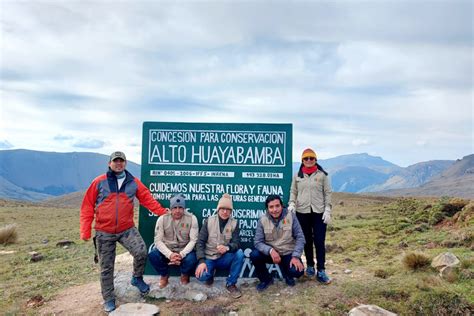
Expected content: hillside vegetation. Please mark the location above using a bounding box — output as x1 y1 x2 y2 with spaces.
0 193 472 315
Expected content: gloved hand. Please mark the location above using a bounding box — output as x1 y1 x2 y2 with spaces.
322 208 331 224
288 202 296 213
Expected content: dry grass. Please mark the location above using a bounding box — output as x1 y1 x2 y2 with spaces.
0 224 18 245
402 252 431 271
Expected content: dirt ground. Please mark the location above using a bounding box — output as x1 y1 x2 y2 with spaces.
38 253 363 315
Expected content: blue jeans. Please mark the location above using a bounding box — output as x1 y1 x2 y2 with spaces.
197 249 245 286
148 247 197 276
250 249 304 282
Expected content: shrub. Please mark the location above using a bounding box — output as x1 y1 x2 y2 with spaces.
428 206 446 225
0 224 18 245
402 252 430 271
374 269 390 279
410 290 473 316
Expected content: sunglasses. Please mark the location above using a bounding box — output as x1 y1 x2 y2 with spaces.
303 157 315 161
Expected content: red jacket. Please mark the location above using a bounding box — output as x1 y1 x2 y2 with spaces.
80 169 166 240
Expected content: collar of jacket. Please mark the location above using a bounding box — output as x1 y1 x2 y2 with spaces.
106 168 134 192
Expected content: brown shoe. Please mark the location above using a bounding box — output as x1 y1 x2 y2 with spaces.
159 275 169 288
226 284 242 299
180 274 190 285
205 277 214 287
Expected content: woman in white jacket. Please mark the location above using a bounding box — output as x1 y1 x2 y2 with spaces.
288 148 332 284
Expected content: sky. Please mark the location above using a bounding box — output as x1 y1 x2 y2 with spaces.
0 0 472 167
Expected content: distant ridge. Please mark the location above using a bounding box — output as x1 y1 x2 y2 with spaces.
293 153 455 194
379 154 474 199
0 149 140 201
0 149 469 201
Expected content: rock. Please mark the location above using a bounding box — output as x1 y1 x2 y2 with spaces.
42 239 49 244
431 252 460 269
344 269 352 274
229 312 238 316
0 250 16 254
348 304 397 316
184 290 207 302
109 303 159 316
398 241 408 248
439 266 458 282
425 242 436 249
56 240 75 247
25 295 44 308
30 252 43 262
338 201 344 206
114 273 144 301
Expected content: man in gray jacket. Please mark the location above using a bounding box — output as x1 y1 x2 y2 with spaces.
250 194 305 292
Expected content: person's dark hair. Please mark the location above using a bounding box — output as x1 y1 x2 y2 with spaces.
297 162 328 178
265 195 283 209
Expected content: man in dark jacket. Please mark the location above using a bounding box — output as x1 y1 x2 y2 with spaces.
195 193 245 298
80 151 167 312
250 194 305 292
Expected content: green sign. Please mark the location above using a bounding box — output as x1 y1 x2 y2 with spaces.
139 122 292 275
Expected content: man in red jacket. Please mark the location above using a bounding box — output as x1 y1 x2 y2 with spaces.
80 151 167 313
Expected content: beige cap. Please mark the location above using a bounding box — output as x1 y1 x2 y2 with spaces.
217 193 233 210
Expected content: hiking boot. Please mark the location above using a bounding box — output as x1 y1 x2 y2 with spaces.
180 274 190 285
103 299 116 313
316 270 331 284
256 278 274 292
159 275 169 288
285 277 296 287
131 276 150 294
306 266 315 277
226 284 242 299
205 277 214 287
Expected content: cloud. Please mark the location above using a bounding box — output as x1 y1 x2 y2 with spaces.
53 134 74 141
0 1 472 166
0 140 14 149
73 139 106 149
352 138 371 147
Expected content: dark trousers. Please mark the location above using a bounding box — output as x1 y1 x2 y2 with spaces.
96 227 147 302
148 247 197 276
296 211 327 270
250 249 304 282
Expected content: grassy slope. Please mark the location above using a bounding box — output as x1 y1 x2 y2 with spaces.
0 194 473 315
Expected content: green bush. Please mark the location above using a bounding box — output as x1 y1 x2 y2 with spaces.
410 290 473 316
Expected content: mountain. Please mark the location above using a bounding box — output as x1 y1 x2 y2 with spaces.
360 160 454 192
330 166 390 193
0 149 140 201
0 149 467 201
320 153 402 174
292 153 455 194
291 153 400 175
380 154 474 198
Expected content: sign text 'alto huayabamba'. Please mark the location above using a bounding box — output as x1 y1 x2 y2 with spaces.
139 122 292 276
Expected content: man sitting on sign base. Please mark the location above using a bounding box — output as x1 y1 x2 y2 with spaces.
148 194 199 288
195 193 245 299
250 194 305 292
